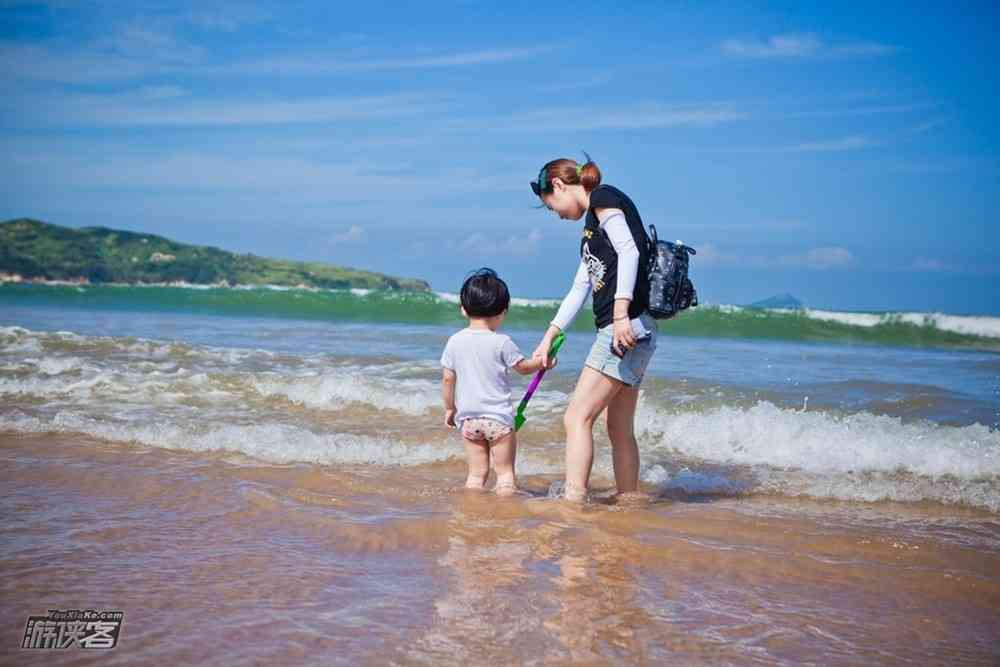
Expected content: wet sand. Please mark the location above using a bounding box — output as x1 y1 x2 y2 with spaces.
2 432 999 665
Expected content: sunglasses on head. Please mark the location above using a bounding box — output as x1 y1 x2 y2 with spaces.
530 167 549 196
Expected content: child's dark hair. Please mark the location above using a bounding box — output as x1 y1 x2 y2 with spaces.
460 268 510 318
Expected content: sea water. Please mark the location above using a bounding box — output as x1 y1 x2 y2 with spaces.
1 284 998 664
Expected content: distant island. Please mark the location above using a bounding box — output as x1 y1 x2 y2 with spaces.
746 293 804 309
0 218 430 291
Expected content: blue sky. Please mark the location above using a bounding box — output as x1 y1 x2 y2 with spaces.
2 1 997 314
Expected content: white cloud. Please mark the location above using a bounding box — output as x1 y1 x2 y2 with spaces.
692 244 855 270
7 91 444 127
179 7 272 32
722 33 897 60
912 258 951 272
447 229 544 257
671 220 805 232
480 103 748 133
6 149 512 200
203 46 549 76
137 85 189 100
786 246 855 269
458 233 490 253
722 34 822 58
832 42 899 57
787 136 876 152
1 24 545 83
719 132 895 155
0 40 161 83
695 243 725 266
778 104 930 119
94 18 206 65
333 225 365 243
500 229 543 256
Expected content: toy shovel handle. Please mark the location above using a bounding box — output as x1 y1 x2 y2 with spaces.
514 332 566 431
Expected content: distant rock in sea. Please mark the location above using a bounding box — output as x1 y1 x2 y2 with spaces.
747 293 803 310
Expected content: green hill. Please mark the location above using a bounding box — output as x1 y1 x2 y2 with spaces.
0 218 430 291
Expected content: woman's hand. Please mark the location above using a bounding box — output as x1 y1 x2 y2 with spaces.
444 408 457 429
611 317 636 355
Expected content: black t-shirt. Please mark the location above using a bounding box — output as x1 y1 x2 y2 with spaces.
580 184 652 329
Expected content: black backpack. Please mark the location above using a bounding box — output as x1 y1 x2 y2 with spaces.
645 224 698 320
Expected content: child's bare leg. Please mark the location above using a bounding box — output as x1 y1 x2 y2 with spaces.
490 431 517 495
464 438 490 489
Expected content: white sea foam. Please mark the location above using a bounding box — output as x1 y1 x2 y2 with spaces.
754 467 1000 512
641 465 748 495
435 291 460 304
252 369 440 415
635 399 1000 511
4 324 998 510
434 291 560 308
710 304 746 314
1 328 447 417
35 356 87 375
510 296 561 307
1 410 457 466
783 308 1000 340
638 400 999 479
0 326 43 353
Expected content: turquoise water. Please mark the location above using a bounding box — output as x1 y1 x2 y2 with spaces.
3 283 999 350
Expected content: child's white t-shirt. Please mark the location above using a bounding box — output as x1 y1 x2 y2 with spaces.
440 328 525 427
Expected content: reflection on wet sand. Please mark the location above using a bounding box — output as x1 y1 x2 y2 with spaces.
409 491 662 664
2 434 999 665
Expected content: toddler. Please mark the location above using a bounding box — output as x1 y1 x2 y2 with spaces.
440 268 555 495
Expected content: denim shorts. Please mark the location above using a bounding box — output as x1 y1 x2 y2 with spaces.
584 311 658 386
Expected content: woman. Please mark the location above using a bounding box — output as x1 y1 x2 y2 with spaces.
531 156 657 502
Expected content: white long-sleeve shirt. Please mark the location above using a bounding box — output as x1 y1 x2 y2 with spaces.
551 210 639 331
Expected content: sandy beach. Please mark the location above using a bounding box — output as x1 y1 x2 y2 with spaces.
3 431 999 664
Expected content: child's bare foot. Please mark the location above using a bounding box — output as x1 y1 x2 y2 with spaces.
494 472 517 496
464 475 487 490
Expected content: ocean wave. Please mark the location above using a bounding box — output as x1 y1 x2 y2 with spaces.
5 283 998 349
434 291 561 308
4 323 999 512
251 367 440 415
1 410 457 466
786 308 1000 340
635 399 1000 511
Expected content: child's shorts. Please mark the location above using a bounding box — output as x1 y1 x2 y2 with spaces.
584 311 658 387
461 417 513 445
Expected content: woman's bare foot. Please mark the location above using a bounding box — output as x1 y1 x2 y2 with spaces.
563 481 589 503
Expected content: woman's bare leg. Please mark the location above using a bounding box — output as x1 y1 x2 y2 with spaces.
606 385 641 493
562 367 623 501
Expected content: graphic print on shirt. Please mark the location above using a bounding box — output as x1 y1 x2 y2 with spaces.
582 241 607 291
